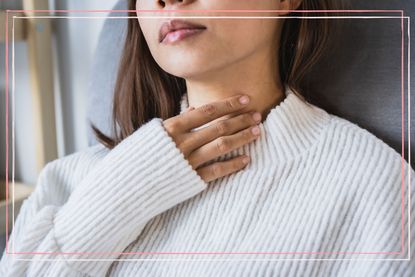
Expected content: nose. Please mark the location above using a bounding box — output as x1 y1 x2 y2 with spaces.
156 0 196 9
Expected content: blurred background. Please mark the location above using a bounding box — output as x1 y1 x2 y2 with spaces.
1 0 120 185
0 0 414 255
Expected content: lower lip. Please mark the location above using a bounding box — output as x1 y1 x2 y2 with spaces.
161 28 206 44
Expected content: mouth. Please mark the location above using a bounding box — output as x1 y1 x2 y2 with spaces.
159 19 207 44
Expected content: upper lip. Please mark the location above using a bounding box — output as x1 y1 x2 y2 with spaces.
159 19 207 43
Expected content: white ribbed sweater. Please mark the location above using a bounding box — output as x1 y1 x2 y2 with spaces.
1 88 414 277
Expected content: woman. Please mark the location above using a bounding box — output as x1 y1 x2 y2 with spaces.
1 0 414 276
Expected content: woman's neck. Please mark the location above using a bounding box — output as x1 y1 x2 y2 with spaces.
185 46 286 125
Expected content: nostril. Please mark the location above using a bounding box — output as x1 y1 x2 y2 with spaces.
158 0 166 8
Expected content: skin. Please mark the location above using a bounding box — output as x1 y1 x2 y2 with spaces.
136 0 302 182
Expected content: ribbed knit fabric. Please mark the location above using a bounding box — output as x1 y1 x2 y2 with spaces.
1 87 414 277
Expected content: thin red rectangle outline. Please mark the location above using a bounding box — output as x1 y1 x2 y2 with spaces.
3 9 408 257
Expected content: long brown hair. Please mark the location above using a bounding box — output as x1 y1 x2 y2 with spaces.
93 0 343 149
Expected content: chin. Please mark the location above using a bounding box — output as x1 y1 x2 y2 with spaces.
161 61 212 79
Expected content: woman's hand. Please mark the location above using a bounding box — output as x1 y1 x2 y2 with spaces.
163 94 261 183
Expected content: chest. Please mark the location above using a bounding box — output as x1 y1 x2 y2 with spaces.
107 161 382 276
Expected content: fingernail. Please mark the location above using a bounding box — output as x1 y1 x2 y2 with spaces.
252 112 261 122
242 156 250 164
251 126 260 135
239 96 250 104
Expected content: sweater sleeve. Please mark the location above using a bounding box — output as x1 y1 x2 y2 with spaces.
0 118 208 277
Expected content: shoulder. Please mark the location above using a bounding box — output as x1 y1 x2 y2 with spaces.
322 113 414 187
33 144 110 204
327 114 401 157
317 114 414 258
45 143 108 170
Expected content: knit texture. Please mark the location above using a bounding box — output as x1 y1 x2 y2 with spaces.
1 87 414 276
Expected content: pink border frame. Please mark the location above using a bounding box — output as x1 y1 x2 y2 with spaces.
3 9 408 257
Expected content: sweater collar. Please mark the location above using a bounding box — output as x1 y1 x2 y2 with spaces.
180 86 331 163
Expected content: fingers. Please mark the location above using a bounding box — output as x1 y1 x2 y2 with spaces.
186 111 262 150
178 94 251 131
197 155 250 183
188 125 261 168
